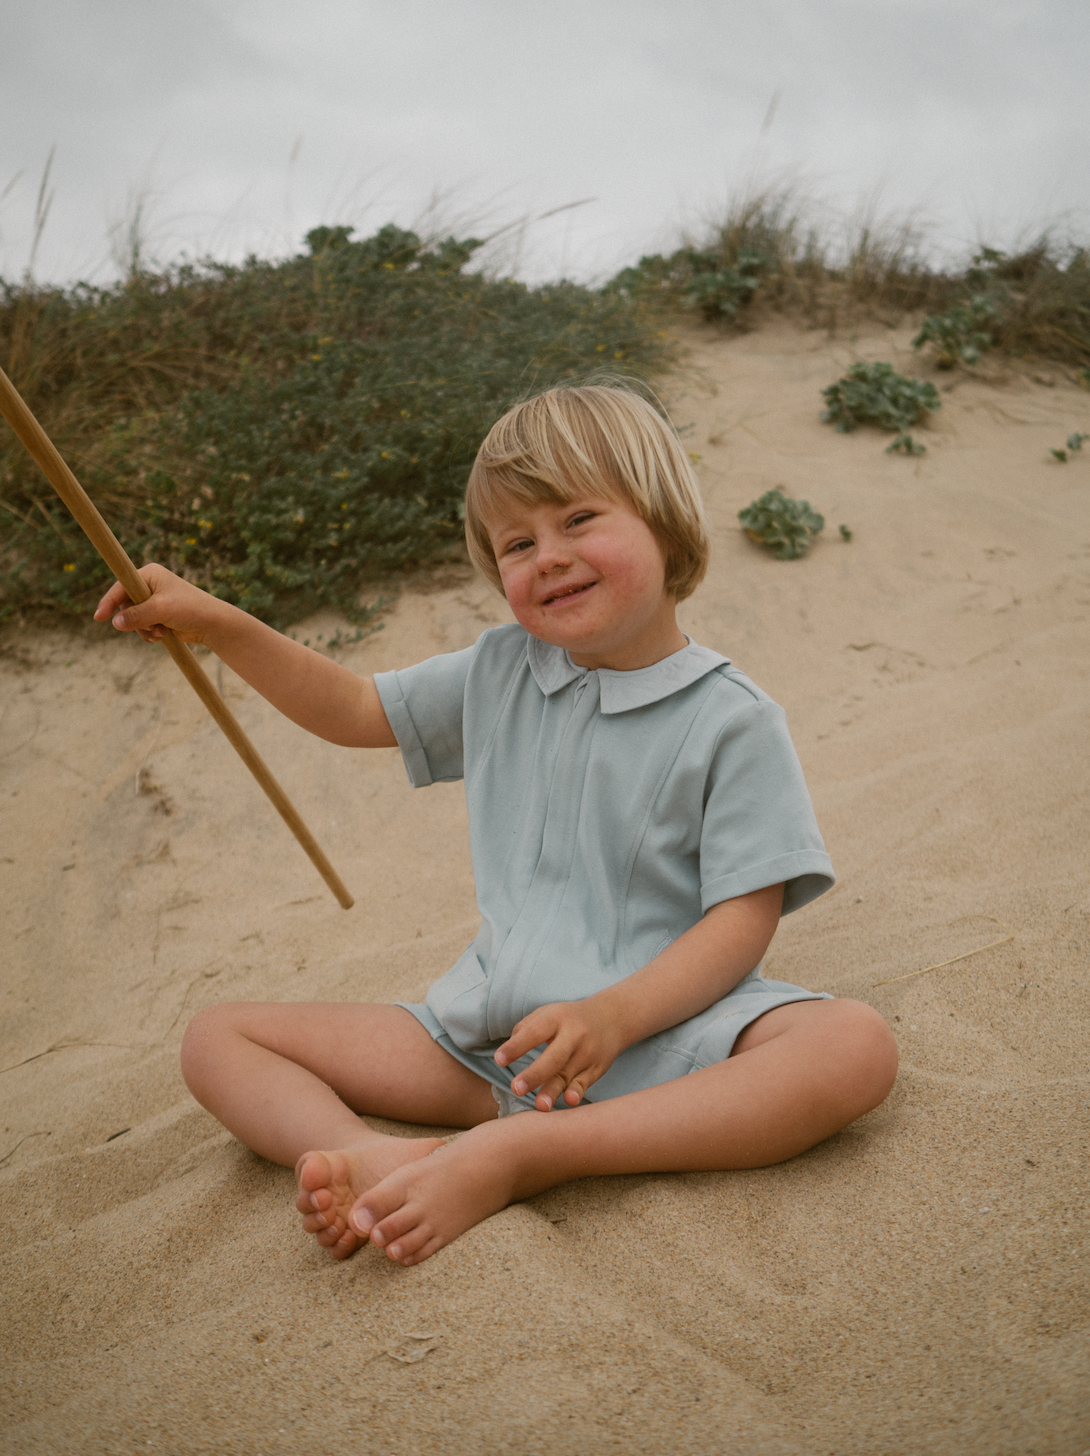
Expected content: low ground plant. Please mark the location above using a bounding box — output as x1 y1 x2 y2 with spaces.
912 293 997 367
0 224 671 624
738 489 825 560
1050 432 1089 462
885 432 927 456
821 362 940 435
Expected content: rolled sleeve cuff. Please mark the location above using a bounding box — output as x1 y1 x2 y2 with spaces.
373 669 435 788
701 852 836 916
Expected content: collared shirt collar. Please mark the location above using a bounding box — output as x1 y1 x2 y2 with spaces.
526 634 730 714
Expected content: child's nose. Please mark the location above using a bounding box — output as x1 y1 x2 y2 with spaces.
535 532 573 572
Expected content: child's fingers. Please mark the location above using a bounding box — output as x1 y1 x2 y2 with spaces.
496 1002 619 1105
93 563 214 644
507 1036 575 1096
511 1043 599 1100
494 1011 558 1068
106 584 170 633
93 579 132 622
525 1073 568 1111
520 1067 591 1112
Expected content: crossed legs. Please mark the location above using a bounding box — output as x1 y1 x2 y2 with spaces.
180 997 897 1267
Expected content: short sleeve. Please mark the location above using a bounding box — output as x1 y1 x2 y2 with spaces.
374 643 476 787
699 694 835 916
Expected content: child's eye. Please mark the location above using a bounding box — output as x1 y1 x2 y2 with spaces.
568 511 596 528
505 538 533 554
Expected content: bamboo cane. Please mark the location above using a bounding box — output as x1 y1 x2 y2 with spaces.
0 365 354 909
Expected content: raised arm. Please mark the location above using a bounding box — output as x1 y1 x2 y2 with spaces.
494 882 785 1110
95 564 396 749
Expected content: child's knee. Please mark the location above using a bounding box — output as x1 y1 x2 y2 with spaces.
179 1002 243 1086
832 999 898 1104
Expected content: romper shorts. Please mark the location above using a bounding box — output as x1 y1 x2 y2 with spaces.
398 967 832 1115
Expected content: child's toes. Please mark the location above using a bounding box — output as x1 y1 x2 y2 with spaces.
364 1209 418 1249
316 1223 348 1248
295 1184 332 1216
379 1215 434 1261
295 1150 334 1195
389 1233 445 1267
302 1209 340 1235
330 1229 359 1259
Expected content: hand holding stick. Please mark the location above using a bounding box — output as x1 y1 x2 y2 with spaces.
0 364 354 909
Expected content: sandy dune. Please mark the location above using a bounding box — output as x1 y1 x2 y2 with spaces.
2 322 1088 1454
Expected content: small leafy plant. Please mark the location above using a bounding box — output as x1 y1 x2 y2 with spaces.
739 489 825 560
821 362 941 434
1050 431 1089 461
912 294 997 367
886 432 927 456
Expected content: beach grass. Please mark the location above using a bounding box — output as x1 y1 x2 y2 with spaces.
608 188 1090 364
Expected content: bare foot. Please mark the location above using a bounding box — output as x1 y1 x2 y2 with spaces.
349 1119 537 1267
295 1134 444 1259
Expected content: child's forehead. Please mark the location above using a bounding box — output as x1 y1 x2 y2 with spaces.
483 485 621 531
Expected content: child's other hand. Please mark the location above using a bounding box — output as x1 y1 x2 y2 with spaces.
94 564 226 646
494 998 624 1112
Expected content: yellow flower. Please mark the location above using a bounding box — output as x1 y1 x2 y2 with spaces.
62 563 76 572
311 353 322 361
185 537 197 545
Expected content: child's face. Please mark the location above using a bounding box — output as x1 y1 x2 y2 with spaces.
485 494 685 670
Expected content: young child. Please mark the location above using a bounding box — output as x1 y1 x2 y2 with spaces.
95 383 897 1269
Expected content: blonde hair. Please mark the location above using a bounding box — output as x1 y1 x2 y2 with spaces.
464 383 710 602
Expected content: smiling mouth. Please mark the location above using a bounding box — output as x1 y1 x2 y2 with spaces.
542 581 595 606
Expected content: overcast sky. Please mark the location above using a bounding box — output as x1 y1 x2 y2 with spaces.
2 0 1088 286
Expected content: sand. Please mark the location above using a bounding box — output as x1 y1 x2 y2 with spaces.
1 322 1088 1455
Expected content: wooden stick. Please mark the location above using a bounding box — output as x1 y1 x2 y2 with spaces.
0 365 354 910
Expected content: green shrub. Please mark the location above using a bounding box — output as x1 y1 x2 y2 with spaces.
0 224 672 624
610 245 770 323
739 489 825 560
912 293 997 367
821 362 940 434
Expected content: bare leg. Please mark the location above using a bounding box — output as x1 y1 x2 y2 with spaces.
180 1001 498 1257
347 998 897 1266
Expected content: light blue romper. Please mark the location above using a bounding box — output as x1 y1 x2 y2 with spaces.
374 625 835 1113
